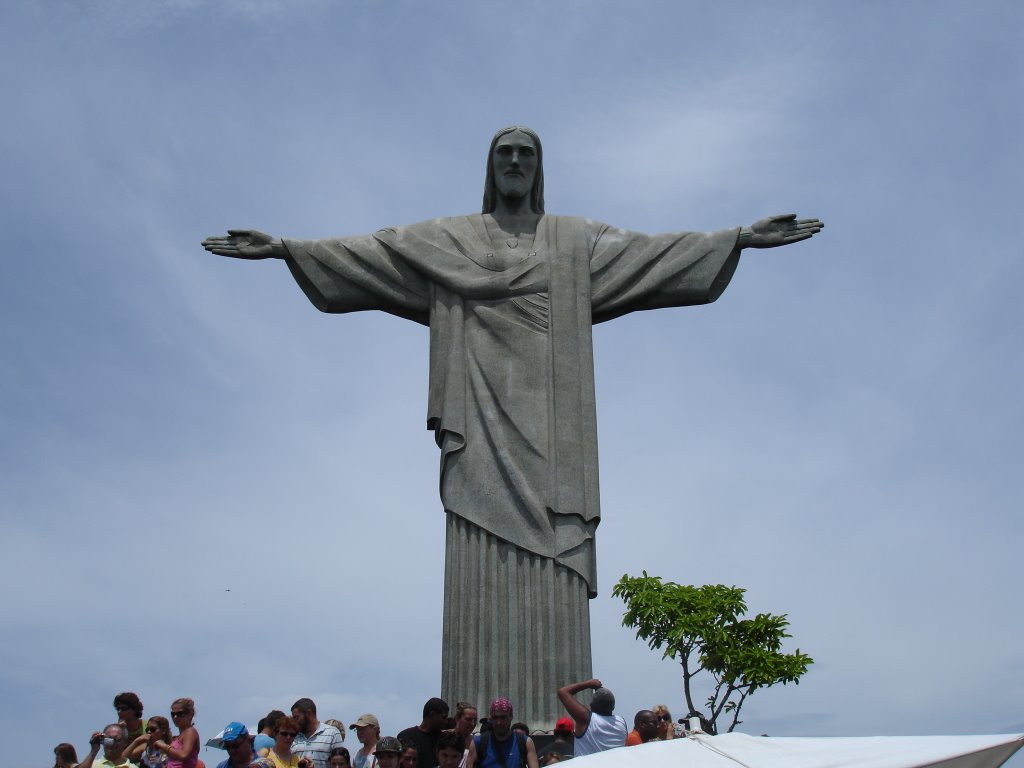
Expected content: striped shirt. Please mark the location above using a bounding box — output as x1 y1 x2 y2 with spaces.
292 724 345 768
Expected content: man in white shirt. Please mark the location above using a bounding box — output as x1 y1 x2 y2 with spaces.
291 698 345 768
556 678 626 757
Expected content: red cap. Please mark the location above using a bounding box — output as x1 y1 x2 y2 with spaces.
554 717 574 734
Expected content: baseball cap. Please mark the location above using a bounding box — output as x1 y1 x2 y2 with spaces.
374 737 402 755
351 715 380 729
221 722 250 744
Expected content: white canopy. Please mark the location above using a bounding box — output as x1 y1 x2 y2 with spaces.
570 733 1023 768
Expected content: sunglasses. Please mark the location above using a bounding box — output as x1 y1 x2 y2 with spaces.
278 732 297 739
658 715 672 722
171 711 190 718
146 728 160 734
225 741 248 751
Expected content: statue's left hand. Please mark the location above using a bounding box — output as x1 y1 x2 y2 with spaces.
739 213 824 249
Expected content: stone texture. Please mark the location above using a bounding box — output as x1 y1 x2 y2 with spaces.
442 514 592 727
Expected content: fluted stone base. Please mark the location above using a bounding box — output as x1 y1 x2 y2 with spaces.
441 513 593 728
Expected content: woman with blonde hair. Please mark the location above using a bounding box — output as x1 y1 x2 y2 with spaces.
149 698 199 768
651 705 676 741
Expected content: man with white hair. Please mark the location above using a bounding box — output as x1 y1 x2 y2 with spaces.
556 678 626 757
79 724 133 768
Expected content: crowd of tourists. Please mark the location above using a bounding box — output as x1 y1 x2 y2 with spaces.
53 680 695 768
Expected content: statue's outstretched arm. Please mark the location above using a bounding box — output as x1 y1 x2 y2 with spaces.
738 213 824 249
202 229 288 259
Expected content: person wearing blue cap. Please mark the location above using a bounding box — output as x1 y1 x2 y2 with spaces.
216 723 271 768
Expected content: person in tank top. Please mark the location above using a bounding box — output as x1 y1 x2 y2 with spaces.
555 679 626 757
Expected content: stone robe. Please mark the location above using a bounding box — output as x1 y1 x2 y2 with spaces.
283 214 741 722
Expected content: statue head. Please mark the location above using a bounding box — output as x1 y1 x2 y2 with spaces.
482 125 545 214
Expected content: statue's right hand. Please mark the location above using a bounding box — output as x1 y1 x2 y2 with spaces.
201 229 285 259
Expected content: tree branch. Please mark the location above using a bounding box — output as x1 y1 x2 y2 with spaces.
727 690 750 733
681 652 698 716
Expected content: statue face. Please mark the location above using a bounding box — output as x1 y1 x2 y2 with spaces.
492 130 538 201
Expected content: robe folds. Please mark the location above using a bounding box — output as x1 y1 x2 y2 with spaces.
283 214 741 598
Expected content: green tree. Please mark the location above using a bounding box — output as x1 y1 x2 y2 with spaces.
612 573 813 734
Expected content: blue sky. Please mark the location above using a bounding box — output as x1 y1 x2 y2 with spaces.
2 1 1022 766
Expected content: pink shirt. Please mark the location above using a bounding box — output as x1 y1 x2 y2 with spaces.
165 732 199 768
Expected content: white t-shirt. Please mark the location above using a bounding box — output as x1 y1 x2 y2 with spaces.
574 713 627 757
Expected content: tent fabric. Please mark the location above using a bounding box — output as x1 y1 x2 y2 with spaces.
569 732 1024 768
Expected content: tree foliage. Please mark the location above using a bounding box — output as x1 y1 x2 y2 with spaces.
612 573 813 734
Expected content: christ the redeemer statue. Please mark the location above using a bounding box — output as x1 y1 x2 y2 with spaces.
203 126 823 726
